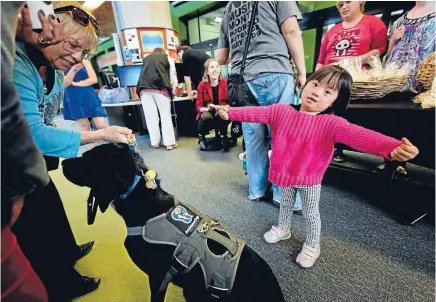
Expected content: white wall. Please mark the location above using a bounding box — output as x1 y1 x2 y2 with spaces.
113 1 172 30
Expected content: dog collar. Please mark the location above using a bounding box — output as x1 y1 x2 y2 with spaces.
119 169 158 200
120 175 142 199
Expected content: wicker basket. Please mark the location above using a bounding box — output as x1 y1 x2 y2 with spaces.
350 75 408 100
417 52 435 90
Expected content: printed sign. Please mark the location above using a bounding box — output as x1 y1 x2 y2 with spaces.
166 203 201 237
166 29 176 50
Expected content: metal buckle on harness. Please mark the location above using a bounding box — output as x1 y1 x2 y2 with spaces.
198 219 220 233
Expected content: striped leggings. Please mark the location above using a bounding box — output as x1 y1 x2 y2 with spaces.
278 185 322 246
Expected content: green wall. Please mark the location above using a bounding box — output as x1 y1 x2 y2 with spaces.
298 1 337 14
302 28 317 73
170 1 214 40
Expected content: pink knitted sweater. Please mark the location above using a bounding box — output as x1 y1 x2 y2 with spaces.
229 104 402 187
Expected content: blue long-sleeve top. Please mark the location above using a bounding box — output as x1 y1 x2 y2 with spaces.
13 43 81 158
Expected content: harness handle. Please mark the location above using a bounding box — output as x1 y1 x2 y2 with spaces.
204 229 238 256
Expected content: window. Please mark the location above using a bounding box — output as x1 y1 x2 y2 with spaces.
187 7 226 45
188 17 200 44
197 8 225 42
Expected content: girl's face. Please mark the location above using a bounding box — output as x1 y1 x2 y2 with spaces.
300 79 339 114
338 1 362 20
207 60 221 81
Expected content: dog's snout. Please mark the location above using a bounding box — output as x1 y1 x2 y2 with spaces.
62 157 91 186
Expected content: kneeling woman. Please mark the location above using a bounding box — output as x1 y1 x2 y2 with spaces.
196 59 230 152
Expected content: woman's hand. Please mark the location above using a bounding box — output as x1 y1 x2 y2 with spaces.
17 5 64 49
390 138 419 162
208 104 218 110
296 73 306 91
101 126 133 144
390 26 405 46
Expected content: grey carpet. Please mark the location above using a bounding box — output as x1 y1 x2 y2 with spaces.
131 134 435 302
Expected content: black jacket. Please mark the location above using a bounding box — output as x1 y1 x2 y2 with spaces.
1 1 50 226
137 53 172 95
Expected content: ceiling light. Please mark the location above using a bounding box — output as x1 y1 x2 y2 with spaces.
82 0 105 12
214 17 222 23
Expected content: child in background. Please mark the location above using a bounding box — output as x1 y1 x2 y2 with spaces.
217 65 419 268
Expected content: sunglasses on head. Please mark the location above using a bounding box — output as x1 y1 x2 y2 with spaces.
54 5 100 36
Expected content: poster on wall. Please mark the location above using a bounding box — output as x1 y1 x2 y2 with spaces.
124 29 140 49
166 29 176 50
140 31 164 52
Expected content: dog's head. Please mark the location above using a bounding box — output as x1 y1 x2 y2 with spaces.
62 143 175 225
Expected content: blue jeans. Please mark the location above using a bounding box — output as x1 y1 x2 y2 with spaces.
243 72 302 210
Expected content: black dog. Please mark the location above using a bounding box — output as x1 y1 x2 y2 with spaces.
62 143 284 302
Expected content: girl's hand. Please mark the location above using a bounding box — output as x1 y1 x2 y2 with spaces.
217 107 230 120
72 63 84 72
390 138 419 162
16 5 64 48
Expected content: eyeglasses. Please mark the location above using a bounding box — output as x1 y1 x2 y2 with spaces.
62 40 92 59
54 5 100 36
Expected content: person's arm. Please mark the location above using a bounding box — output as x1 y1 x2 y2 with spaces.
184 76 194 100
385 19 404 59
227 104 280 125
216 10 230 65
168 57 178 94
361 17 388 64
72 59 98 87
316 28 330 70
63 63 83 88
14 57 131 158
333 118 419 161
14 61 82 158
216 48 230 65
195 83 208 113
280 16 306 82
277 1 305 87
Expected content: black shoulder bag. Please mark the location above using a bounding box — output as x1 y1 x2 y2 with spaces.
227 1 259 107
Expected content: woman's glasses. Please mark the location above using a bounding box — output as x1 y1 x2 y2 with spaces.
54 5 100 36
62 40 92 59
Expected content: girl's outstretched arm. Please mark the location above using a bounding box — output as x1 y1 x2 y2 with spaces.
333 118 418 161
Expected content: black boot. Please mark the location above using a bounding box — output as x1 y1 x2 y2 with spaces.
199 136 207 151
222 135 230 152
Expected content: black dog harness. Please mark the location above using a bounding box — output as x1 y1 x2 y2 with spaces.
127 201 245 299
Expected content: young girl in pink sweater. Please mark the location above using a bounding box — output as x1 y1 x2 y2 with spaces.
217 66 419 268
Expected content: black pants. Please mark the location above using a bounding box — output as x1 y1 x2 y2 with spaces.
198 111 230 137
12 179 83 301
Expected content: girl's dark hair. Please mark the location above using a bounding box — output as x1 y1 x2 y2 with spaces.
303 65 353 117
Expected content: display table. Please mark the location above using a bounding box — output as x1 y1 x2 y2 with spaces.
342 92 435 169
327 92 435 225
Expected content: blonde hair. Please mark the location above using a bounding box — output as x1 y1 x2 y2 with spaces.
337 1 366 13
202 59 223 82
54 2 99 51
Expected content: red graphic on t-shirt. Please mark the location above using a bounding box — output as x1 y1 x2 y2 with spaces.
317 15 387 66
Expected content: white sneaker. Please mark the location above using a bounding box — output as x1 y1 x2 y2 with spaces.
296 243 320 268
263 226 291 244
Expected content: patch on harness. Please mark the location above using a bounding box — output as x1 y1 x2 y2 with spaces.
166 204 201 237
